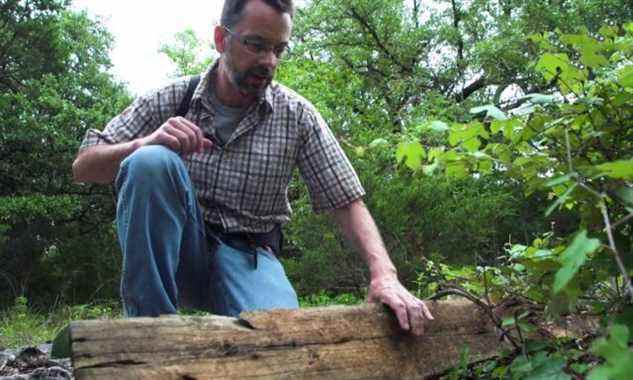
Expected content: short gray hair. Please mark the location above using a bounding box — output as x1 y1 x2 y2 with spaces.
221 0 294 28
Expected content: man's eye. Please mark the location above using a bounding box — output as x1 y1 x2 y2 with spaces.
244 39 266 52
274 44 288 56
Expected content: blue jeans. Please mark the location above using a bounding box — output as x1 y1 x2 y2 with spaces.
115 145 299 317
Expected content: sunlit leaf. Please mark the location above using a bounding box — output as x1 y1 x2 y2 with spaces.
445 161 468 178
470 105 507 120
535 53 587 94
596 159 633 180
422 161 439 176
396 141 425 171
462 138 481 152
428 120 449 133
368 138 389 149
618 65 633 88
523 93 557 104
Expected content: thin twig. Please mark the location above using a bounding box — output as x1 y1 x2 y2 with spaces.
427 287 521 350
514 309 527 358
611 212 633 231
600 202 633 303
483 267 492 307
564 129 574 173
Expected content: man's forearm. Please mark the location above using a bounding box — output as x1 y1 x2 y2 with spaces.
72 140 140 184
332 199 433 335
332 199 397 282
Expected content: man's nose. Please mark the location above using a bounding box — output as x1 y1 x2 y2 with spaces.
259 49 278 70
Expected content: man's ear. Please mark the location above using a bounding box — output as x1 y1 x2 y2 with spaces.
214 26 227 54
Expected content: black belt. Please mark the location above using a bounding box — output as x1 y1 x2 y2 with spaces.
205 224 283 269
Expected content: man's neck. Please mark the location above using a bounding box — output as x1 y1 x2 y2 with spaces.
214 60 256 108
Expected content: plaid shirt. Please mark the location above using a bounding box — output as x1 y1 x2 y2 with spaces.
79 64 365 233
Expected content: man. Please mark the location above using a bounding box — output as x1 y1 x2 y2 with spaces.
72 0 433 335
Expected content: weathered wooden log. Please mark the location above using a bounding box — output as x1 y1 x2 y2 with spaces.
70 300 505 379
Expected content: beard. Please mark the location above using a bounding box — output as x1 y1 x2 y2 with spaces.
224 52 274 97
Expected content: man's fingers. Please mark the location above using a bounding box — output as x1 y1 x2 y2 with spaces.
390 300 410 331
202 138 214 150
178 117 205 152
420 301 434 320
163 123 190 152
169 119 197 154
408 303 425 336
158 133 181 152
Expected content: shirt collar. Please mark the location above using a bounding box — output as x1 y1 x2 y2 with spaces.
192 60 274 114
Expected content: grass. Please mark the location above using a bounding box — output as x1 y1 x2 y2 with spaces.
0 297 121 349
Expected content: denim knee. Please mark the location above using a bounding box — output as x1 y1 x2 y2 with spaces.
118 145 183 185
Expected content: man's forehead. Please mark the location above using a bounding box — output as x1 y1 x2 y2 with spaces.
234 0 292 41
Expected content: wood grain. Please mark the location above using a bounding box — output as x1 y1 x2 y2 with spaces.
71 301 504 379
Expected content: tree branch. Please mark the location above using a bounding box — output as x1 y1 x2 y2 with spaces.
346 6 413 74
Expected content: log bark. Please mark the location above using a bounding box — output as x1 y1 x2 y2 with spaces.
70 301 505 379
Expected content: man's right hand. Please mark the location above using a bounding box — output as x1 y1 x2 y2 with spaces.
137 117 214 155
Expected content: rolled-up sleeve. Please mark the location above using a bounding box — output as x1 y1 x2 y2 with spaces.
297 108 365 213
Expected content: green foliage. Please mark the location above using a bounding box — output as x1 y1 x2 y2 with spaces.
0 297 120 349
298 291 363 307
402 23 633 376
159 28 216 77
508 351 571 380
553 230 601 294
588 324 633 380
404 23 632 308
0 0 129 308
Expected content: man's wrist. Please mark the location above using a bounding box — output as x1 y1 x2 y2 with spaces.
130 137 146 152
369 267 398 286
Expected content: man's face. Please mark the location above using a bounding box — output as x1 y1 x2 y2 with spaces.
220 0 292 97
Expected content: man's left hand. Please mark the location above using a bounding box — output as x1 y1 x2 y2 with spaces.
367 277 434 336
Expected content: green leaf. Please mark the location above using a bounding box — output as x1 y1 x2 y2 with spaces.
545 174 574 187
523 93 557 104
368 138 389 149
596 159 633 180
614 187 633 206
428 120 449 133
570 362 589 374
396 141 425 171
546 184 578 217
524 355 571 380
588 324 633 380
445 161 468 179
618 65 633 88
422 161 439 176
470 105 507 120
599 25 618 39
535 53 587 94
553 230 601 294
462 137 481 152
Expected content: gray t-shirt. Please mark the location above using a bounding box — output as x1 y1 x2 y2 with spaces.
209 89 248 145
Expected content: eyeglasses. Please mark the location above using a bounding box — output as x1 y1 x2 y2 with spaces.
223 26 288 58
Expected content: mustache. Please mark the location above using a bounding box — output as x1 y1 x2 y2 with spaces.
247 66 273 79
